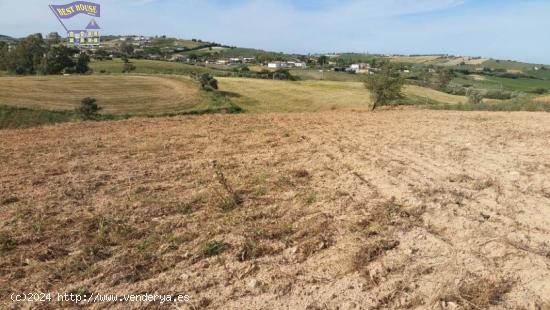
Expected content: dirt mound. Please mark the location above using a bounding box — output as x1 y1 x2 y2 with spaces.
1 110 549 309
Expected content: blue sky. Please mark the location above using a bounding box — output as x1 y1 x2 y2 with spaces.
1 0 549 64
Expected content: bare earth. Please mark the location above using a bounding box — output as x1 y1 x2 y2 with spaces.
1 110 549 309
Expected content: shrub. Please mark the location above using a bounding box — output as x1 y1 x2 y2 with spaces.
444 85 468 96
76 97 101 120
467 90 484 104
273 69 295 81
484 90 512 100
198 73 218 91
122 62 136 73
528 87 547 95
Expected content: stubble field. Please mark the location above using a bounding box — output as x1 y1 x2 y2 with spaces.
1 110 549 309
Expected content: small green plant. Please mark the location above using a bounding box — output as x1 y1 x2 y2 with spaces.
237 238 264 261
76 97 101 120
202 240 227 257
212 161 242 211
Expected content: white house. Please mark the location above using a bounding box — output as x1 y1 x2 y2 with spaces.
287 61 307 68
268 62 286 69
170 54 189 62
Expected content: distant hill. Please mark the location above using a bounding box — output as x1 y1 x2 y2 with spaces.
0 35 18 44
384 54 547 71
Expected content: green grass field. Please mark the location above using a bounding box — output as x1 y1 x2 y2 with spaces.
481 59 539 71
453 74 550 92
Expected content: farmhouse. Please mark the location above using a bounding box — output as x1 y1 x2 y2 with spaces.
268 62 286 69
349 63 371 73
170 54 189 62
287 61 307 68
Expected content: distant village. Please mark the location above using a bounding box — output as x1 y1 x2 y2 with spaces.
91 35 388 75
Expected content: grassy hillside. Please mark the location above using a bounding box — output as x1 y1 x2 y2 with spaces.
0 34 17 44
0 105 74 129
452 74 550 92
90 59 225 76
290 69 363 82
218 78 467 112
218 78 371 112
0 75 206 115
202 47 295 60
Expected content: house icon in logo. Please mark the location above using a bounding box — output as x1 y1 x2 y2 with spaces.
49 1 102 47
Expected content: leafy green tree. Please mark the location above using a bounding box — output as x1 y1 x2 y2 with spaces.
6 34 45 74
40 45 76 74
317 55 329 67
46 32 62 45
363 62 404 110
76 97 101 120
0 41 7 71
75 53 90 73
119 41 134 55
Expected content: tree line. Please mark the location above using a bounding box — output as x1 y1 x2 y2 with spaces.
0 33 90 75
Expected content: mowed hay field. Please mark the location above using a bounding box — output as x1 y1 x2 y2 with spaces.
0 75 468 117
218 78 467 112
0 75 203 115
218 78 371 112
1 111 549 309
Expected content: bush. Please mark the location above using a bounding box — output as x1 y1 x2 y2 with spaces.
528 87 547 95
273 69 295 81
444 85 468 96
76 97 101 120
122 62 136 73
484 90 512 100
467 90 484 104
198 73 218 91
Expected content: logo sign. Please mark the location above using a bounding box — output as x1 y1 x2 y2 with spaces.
49 1 102 46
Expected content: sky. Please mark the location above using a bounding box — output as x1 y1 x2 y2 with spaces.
1 0 549 64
